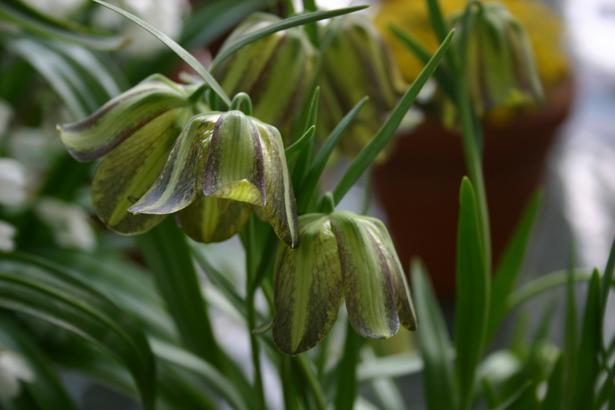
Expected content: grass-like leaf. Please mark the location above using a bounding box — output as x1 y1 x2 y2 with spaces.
0 0 126 50
570 270 601 409
390 25 456 100
487 192 541 342
0 261 156 409
455 177 489 410
333 29 454 204
137 218 224 368
92 0 231 106
211 5 368 67
0 316 77 410
300 97 368 212
411 260 457 410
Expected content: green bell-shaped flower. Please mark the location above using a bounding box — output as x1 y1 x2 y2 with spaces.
453 2 543 115
57 74 193 234
319 15 406 157
129 110 299 247
212 13 318 144
273 211 416 354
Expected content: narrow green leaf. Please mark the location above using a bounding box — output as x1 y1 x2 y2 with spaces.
299 97 368 212
0 0 126 50
137 218 224 368
570 270 601 409
151 338 249 410
563 260 578 406
0 265 156 409
92 0 231 106
601 238 615 317
455 177 489 410
542 355 564 410
211 6 368 67
492 382 531 410
181 0 269 49
411 260 457 410
285 125 316 162
290 86 320 187
389 24 456 100
425 0 450 42
334 323 362 410
487 192 541 341
0 316 77 410
333 29 455 204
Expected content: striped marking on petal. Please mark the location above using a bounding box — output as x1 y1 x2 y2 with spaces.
330 211 400 339
252 121 298 247
273 214 343 354
129 115 216 215
91 109 185 235
58 74 189 162
203 111 266 206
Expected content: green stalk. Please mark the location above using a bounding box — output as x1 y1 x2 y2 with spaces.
297 355 328 410
243 220 266 410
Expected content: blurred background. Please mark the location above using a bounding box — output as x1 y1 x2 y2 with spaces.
1 0 614 408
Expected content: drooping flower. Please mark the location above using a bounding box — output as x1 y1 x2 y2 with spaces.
130 110 298 247
451 2 543 114
58 74 194 235
58 78 299 246
35 197 97 251
0 158 32 208
273 211 416 354
319 14 406 157
212 13 318 144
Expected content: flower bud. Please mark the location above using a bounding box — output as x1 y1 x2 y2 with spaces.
274 211 415 354
212 13 318 143
57 74 192 234
130 110 298 247
319 15 406 157
452 2 543 114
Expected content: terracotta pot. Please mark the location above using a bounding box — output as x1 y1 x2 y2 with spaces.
373 79 574 298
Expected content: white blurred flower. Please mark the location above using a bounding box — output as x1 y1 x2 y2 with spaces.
36 198 96 251
0 158 32 208
95 0 190 57
0 348 33 400
21 0 85 18
8 127 63 169
0 221 16 253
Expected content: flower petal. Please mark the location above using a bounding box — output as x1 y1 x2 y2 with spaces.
330 211 405 339
252 120 298 247
177 194 251 243
273 214 343 354
91 109 185 234
203 111 266 206
58 74 190 162
129 114 216 215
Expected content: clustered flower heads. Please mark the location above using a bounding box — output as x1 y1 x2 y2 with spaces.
58 74 298 247
57 14 417 354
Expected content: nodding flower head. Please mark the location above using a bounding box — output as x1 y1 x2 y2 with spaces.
58 77 298 246
273 211 416 354
451 2 543 115
319 15 406 158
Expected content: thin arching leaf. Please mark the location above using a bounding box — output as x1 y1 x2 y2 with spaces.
0 0 126 50
0 261 156 409
92 0 231 106
211 6 368 67
333 30 455 204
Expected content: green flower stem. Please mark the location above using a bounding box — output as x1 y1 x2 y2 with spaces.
297 355 328 410
302 0 320 47
243 220 266 410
